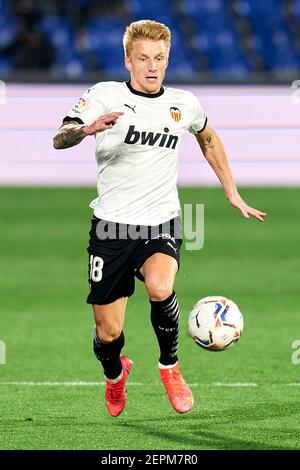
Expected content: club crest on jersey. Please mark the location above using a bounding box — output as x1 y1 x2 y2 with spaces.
170 107 181 122
72 97 87 114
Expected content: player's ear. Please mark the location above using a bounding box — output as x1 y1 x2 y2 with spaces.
125 56 132 72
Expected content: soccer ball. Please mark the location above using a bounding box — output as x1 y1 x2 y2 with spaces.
188 296 244 351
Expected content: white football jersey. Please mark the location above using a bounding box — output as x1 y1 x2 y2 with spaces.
65 81 207 225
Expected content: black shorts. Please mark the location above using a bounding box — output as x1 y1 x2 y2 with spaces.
87 216 182 305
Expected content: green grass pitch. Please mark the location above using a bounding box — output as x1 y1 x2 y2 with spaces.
0 187 299 450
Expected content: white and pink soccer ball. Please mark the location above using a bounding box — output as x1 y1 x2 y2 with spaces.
188 296 244 351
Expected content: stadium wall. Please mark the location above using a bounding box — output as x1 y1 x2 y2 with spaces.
0 84 299 186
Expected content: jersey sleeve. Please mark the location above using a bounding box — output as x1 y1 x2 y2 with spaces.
188 93 208 135
63 86 106 125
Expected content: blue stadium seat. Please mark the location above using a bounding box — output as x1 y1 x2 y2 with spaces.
40 16 74 49
88 18 126 51
127 0 174 17
87 18 126 74
212 61 251 79
182 0 225 17
126 0 180 38
253 20 297 70
0 16 17 51
292 0 300 19
0 57 14 75
0 0 11 16
233 0 281 19
167 62 197 79
54 48 87 76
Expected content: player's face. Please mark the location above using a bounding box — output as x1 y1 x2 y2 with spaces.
125 40 169 94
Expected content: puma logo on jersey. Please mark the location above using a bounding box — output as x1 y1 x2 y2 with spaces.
124 125 179 149
124 104 136 113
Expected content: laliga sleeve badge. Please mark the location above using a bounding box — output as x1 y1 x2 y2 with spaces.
72 96 88 114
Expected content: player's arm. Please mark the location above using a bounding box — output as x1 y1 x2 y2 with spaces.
53 112 124 149
196 124 266 222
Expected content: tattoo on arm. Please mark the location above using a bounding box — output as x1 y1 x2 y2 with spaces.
53 122 87 149
199 129 215 152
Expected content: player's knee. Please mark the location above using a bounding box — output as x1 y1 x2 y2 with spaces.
145 278 173 301
96 325 122 344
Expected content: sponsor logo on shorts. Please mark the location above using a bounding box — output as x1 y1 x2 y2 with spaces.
145 233 176 245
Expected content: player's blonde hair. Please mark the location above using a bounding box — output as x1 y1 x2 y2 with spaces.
123 20 171 57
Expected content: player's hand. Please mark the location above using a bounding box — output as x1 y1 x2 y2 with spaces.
227 192 267 222
83 112 124 135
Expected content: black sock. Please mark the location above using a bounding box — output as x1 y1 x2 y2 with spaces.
150 291 179 366
93 329 125 379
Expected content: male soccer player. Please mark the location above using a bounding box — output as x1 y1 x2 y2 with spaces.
53 20 266 417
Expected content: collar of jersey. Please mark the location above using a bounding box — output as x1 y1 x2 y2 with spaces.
126 81 164 98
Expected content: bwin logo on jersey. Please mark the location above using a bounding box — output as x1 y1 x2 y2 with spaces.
124 125 179 149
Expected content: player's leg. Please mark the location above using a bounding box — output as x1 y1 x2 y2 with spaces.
87 217 136 416
93 297 127 379
140 253 193 413
92 298 133 417
140 253 178 366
